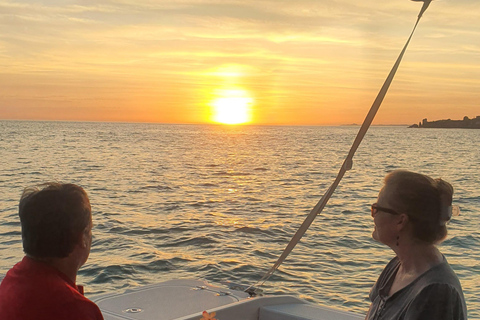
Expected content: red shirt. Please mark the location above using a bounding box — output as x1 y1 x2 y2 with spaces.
0 256 104 320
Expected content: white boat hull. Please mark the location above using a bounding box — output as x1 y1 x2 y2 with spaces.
92 279 364 320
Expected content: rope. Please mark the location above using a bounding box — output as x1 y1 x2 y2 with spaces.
248 2 431 293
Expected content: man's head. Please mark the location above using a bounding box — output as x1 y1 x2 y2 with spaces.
19 183 92 260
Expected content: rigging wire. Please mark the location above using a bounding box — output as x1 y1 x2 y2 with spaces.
246 1 433 295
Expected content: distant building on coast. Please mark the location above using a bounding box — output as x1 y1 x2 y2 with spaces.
409 116 480 129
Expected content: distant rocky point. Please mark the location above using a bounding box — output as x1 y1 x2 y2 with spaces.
409 116 480 129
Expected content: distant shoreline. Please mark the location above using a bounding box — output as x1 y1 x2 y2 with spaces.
409 116 480 129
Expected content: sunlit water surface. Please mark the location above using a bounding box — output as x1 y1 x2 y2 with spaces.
0 121 478 318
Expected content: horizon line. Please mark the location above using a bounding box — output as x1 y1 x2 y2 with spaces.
0 118 413 127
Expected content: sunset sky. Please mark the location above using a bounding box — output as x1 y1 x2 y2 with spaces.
1 0 479 125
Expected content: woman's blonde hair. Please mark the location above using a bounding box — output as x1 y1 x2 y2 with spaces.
383 170 453 244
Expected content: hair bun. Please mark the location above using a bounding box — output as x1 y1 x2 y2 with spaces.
439 206 452 225
439 205 460 225
435 178 453 205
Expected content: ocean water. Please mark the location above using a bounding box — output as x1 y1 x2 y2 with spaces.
0 121 478 318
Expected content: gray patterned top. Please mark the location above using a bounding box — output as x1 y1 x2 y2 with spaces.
366 256 467 320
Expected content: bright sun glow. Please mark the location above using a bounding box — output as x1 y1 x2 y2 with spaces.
212 89 253 125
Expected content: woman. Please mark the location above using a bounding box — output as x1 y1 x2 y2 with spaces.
366 170 467 320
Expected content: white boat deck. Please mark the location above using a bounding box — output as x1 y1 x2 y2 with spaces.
92 279 364 320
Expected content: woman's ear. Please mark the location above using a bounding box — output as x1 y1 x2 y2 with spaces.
397 213 409 231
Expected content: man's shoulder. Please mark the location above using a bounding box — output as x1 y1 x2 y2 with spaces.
1 257 67 290
0 275 103 320
0 258 104 320
60 294 104 320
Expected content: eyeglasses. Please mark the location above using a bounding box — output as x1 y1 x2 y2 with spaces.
371 203 401 216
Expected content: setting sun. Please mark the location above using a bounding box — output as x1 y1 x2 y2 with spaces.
211 89 253 125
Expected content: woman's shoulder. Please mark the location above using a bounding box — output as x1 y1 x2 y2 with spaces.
406 257 467 309
416 256 463 290
406 283 467 320
414 281 463 302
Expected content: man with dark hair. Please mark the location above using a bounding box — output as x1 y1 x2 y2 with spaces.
0 183 104 320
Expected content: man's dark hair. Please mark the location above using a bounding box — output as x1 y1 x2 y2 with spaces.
19 182 91 258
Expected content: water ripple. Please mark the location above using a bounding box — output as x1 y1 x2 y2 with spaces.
0 122 478 319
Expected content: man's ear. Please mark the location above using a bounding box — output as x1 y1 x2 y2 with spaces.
78 229 88 248
82 234 88 248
